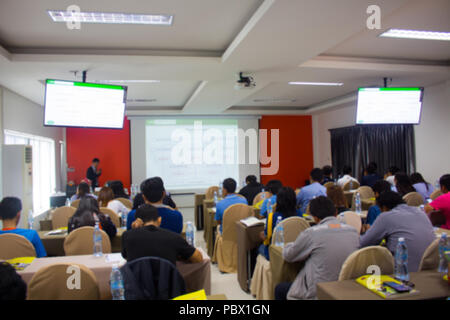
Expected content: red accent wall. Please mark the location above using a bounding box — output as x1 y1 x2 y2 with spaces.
259 115 313 189
66 117 131 189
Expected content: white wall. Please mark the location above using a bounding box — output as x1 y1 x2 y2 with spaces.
312 80 450 184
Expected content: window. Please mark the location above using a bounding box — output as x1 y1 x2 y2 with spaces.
4 130 56 216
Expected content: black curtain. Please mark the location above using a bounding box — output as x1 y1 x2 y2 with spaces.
330 125 416 181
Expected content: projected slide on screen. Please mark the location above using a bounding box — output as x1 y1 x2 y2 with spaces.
44 79 126 129
356 88 423 124
146 119 240 190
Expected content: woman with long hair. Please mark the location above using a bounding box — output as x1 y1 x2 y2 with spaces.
326 185 348 214
394 173 416 197
98 186 130 217
109 180 130 199
70 182 97 202
410 172 434 201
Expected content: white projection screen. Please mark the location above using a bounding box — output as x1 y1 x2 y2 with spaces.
130 117 260 194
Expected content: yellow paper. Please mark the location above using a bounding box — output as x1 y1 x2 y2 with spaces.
5 256 36 271
356 274 418 299
253 200 264 209
173 289 207 300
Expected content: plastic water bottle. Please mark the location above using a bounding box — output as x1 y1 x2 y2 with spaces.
261 188 265 200
65 198 71 206
355 192 361 214
267 198 272 214
121 211 127 229
435 180 440 190
110 264 125 300
186 221 195 247
218 184 223 199
93 222 103 257
28 210 34 230
349 180 353 190
394 237 409 282
213 191 218 206
438 233 448 273
275 216 284 247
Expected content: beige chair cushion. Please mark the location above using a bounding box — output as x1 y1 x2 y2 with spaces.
430 190 443 201
403 192 425 206
64 226 111 256
271 216 310 245
213 204 253 273
70 199 80 209
337 211 362 234
338 246 394 281
205 186 219 200
99 207 121 228
115 197 132 209
0 233 36 260
27 263 100 300
253 192 272 205
418 238 439 271
323 182 335 189
52 206 76 229
343 180 360 191
351 186 375 210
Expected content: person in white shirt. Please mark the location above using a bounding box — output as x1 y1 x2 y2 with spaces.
98 186 130 216
337 165 358 188
384 166 400 186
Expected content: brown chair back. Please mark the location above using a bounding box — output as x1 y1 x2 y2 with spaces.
222 204 253 242
338 246 394 281
0 234 36 259
64 226 111 255
99 207 121 228
271 216 310 245
253 192 272 205
403 192 425 206
52 206 76 229
323 182 335 189
418 239 439 271
116 197 132 209
337 211 362 234
356 186 375 199
27 263 100 300
205 186 219 200
430 190 443 201
70 199 81 209
343 180 360 191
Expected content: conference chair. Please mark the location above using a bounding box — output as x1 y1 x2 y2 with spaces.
338 246 394 281
205 186 219 200
51 206 76 229
27 263 100 300
213 204 253 273
418 239 439 271
116 197 133 209
252 191 272 206
351 186 375 211
70 199 81 209
430 189 443 201
120 256 186 300
251 217 309 300
337 211 362 234
403 192 425 206
343 180 360 191
0 234 36 260
99 207 121 228
323 181 335 189
64 226 111 256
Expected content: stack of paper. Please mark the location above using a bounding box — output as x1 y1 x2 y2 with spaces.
240 216 265 227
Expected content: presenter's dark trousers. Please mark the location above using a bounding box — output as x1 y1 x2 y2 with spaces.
275 282 292 300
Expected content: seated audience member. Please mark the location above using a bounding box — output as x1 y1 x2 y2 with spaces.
321 165 333 185
109 180 130 199
361 162 382 188
259 187 299 260
337 165 358 188
140 177 183 233
360 191 435 272
384 166 400 186
296 168 327 214
326 185 348 214
0 262 27 300
0 197 47 257
68 196 117 239
126 193 145 230
70 182 97 202
425 174 450 230
260 180 283 217
215 178 248 233
239 175 264 205
365 180 392 227
393 173 416 197
98 186 131 217
122 204 202 264
410 172 434 201
275 196 359 300
153 177 177 209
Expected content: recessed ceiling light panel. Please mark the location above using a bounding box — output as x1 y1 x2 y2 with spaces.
379 29 450 41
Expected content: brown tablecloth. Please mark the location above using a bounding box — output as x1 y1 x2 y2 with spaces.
236 221 265 292
316 271 450 300
269 245 304 295
195 194 206 230
19 247 211 299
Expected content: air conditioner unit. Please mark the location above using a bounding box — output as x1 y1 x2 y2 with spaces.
2 145 33 229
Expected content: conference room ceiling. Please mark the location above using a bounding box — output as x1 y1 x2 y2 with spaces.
0 0 448 116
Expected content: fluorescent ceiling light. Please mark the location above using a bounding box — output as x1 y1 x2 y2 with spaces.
48 10 173 25
94 80 161 84
379 29 450 41
288 82 343 86
254 98 297 103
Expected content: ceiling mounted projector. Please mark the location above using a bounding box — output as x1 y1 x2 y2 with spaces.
235 72 256 90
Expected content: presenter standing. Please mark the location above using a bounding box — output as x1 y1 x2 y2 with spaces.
86 158 102 189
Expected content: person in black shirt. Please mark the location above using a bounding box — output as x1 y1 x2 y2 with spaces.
361 162 382 188
239 175 264 205
86 158 101 188
321 165 334 185
122 204 203 265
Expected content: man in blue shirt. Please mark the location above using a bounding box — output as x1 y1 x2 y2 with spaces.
260 180 283 218
365 180 391 227
296 168 327 214
139 177 183 234
0 197 47 257
215 178 248 233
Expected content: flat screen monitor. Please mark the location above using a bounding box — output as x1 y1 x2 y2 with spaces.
44 79 127 129
356 87 423 124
